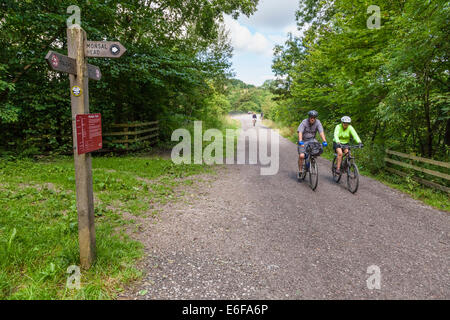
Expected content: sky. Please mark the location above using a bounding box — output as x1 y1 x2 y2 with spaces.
223 0 303 87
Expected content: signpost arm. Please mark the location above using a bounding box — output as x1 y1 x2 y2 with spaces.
67 26 96 269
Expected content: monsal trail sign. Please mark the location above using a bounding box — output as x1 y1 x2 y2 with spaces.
76 114 102 155
85 41 127 58
44 26 126 269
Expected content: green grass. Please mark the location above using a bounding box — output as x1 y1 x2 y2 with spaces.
0 115 239 300
0 155 211 300
263 119 449 212
361 171 450 212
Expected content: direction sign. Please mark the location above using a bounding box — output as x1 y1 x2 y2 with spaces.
85 41 126 58
45 51 102 81
45 51 76 75
87 64 102 81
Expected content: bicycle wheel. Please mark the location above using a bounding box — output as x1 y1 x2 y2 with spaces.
309 157 319 191
347 162 359 193
332 156 341 183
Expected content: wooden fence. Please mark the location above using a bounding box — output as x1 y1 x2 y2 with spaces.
103 121 159 149
384 149 450 193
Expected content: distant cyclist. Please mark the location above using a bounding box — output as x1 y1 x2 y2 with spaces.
261 111 264 120
333 116 363 175
298 110 328 179
252 112 257 126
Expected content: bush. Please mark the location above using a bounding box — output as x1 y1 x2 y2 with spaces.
158 113 193 144
355 143 386 174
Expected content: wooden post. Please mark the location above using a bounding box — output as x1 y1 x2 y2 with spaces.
67 26 96 269
45 24 125 269
124 126 129 150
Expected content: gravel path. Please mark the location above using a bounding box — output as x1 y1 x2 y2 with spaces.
121 115 449 300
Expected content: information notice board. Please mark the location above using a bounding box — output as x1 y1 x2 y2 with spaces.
76 113 102 155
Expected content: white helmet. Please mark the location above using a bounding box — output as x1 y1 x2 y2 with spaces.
341 116 351 123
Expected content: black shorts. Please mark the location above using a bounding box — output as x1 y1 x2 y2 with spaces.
333 142 349 152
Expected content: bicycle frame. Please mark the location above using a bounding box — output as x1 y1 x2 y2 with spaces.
332 144 362 193
341 148 354 171
302 155 309 174
303 143 322 171
337 145 360 170
299 143 321 190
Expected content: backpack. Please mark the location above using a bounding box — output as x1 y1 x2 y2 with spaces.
307 142 323 156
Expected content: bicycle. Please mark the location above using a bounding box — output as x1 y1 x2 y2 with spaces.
298 142 323 191
252 118 256 126
331 144 363 193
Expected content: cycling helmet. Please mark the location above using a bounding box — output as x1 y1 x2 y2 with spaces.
308 110 318 118
341 116 351 123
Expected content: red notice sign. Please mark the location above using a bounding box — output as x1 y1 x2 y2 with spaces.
76 113 102 155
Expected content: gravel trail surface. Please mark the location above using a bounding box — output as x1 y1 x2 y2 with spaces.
121 115 449 299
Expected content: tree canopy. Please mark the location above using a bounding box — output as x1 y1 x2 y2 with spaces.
269 0 449 159
0 0 259 154
224 78 276 114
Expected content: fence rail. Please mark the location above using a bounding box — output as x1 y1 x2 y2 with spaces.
385 149 450 169
384 149 450 193
104 121 159 148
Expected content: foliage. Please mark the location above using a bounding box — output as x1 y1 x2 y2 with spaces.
267 0 449 160
0 0 259 155
224 78 277 114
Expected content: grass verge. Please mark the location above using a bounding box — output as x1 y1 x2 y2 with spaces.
0 156 211 299
0 115 240 299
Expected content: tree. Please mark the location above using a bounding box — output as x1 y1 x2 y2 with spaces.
270 0 449 159
0 0 260 153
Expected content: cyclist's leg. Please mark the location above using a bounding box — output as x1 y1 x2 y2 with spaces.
342 147 349 169
298 153 305 172
298 144 306 173
334 142 343 171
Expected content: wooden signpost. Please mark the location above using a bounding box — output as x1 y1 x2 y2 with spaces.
45 26 126 269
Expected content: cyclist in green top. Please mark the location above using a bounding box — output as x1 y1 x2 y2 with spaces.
333 116 363 175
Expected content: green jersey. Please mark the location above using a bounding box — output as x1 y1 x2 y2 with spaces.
333 124 361 144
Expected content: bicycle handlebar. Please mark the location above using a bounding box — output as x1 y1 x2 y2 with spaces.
337 144 363 149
